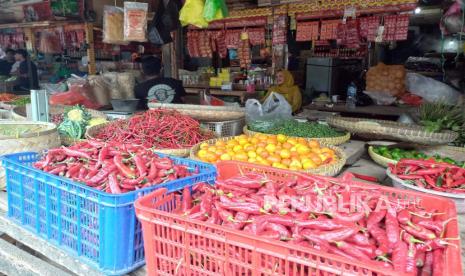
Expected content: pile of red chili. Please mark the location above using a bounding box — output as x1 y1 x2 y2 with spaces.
33 140 193 194
175 172 456 275
390 159 465 194
92 109 215 149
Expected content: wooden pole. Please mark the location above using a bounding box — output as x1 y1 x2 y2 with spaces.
85 22 96 75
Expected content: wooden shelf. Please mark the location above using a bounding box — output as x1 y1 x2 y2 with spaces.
0 20 81 30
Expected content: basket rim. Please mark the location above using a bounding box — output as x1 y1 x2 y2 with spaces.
0 120 57 139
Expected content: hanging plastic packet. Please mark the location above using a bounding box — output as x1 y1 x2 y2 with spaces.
103 5 128 45
124 2 148 42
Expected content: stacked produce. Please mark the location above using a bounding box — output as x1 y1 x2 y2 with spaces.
389 159 465 194
366 63 406 96
92 109 215 149
173 172 454 275
248 119 345 138
196 134 337 170
0 93 19 102
33 140 193 194
419 102 465 146
373 146 464 166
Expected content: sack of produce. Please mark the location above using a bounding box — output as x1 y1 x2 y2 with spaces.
123 2 148 42
365 63 405 97
406 73 462 105
245 92 292 123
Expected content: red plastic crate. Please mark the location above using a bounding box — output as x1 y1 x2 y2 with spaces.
135 161 463 276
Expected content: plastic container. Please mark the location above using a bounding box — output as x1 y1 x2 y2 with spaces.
387 168 465 213
111 99 139 112
200 118 245 137
135 161 463 276
1 152 216 275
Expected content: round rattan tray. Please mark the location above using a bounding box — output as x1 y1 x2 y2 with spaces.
148 103 245 121
190 136 347 176
243 126 350 145
12 105 107 121
369 144 465 168
327 116 458 145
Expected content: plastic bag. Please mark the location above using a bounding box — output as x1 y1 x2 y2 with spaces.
203 0 228 22
38 31 62 54
103 6 128 45
124 2 148 42
363 91 397 106
245 92 292 123
179 0 209 28
406 73 462 105
50 77 101 109
148 0 174 45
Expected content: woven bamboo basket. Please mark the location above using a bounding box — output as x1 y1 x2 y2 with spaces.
12 105 108 146
190 136 347 176
86 122 216 157
243 126 350 145
148 103 245 121
327 116 458 145
369 145 465 168
0 121 61 190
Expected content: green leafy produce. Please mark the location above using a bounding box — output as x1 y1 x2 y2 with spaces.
10 96 31 106
248 119 344 138
419 102 465 146
58 105 91 139
373 146 464 167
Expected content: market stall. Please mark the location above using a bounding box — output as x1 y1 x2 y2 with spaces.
0 0 464 275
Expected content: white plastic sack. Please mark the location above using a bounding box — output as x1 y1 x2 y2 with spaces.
406 73 462 105
245 92 292 123
363 91 397 106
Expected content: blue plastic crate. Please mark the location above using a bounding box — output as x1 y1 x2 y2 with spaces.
1 151 216 275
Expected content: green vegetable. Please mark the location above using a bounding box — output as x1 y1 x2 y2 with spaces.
419 102 465 146
57 105 91 139
248 119 345 138
10 97 31 106
374 146 464 166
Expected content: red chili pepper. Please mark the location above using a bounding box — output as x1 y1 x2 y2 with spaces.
328 245 358 261
96 146 109 168
397 209 412 225
88 164 116 186
219 196 264 215
260 230 281 240
302 226 357 242
332 211 366 223
333 241 371 261
422 251 433 275
385 207 400 249
369 225 389 255
133 155 147 177
414 168 446 175
224 176 264 189
154 157 173 170
108 173 122 194
392 241 408 272
113 155 136 179
397 174 423 180
432 249 444 275
206 208 219 224
405 242 417 274
259 215 295 227
416 220 443 235
415 250 426 267
347 233 375 247
352 173 379 182
351 243 376 259
230 212 249 230
185 204 201 216
402 225 436 240
295 217 346 231
367 210 386 230
264 222 290 240
147 159 158 180
62 147 92 160
65 164 81 178
181 187 192 213
49 165 66 175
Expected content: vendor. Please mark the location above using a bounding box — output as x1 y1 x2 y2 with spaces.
0 48 15 76
134 56 186 109
263 70 302 113
13 49 39 92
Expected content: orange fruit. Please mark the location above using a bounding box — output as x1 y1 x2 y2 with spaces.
302 159 317 170
296 145 311 155
258 150 270 158
234 152 248 162
282 142 292 150
220 153 232 161
289 159 303 170
276 134 287 143
287 138 298 145
247 151 257 159
243 144 256 152
272 162 287 169
197 149 208 159
215 140 226 147
267 155 282 164
257 142 267 148
281 158 292 166
280 149 291 159
297 138 308 145
232 145 243 153
308 140 320 149
265 144 277 153
205 152 218 163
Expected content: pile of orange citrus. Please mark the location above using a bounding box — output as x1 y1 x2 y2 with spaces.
196 134 338 171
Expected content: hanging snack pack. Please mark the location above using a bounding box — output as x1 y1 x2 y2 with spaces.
103 6 127 45
124 2 148 42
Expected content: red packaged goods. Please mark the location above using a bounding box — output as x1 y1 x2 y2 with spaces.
395 14 410 41
383 15 397 42
320 19 340 40
337 19 361 48
199 31 213 58
225 30 241 49
123 2 148 42
367 16 381 42
247 28 266 46
238 36 251 68
296 21 319 41
216 32 228 58
272 15 287 45
187 31 200 58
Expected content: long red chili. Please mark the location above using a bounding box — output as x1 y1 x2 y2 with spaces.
113 155 136 179
392 241 408 272
108 173 122 194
